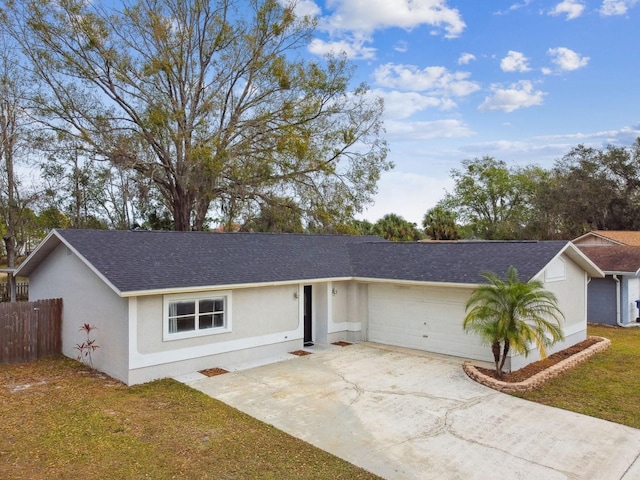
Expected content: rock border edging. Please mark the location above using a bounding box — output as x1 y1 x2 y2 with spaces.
463 336 611 393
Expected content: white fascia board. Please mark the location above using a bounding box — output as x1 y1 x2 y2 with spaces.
122 275 482 297
120 276 354 298
351 276 480 289
14 228 59 278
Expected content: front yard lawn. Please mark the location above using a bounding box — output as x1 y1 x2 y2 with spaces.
0 356 380 480
514 324 640 429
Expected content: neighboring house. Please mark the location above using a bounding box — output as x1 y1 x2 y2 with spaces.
574 231 640 326
573 230 640 247
16 230 602 385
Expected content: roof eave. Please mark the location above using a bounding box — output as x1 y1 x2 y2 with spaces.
16 229 124 296
14 229 61 278
351 277 481 288
119 276 355 297
601 270 639 276
573 231 625 246
532 242 604 281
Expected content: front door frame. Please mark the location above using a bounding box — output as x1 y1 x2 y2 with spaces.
303 285 313 346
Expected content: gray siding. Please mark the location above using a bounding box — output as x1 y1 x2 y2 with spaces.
587 277 617 325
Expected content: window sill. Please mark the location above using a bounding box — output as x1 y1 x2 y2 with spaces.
163 326 232 342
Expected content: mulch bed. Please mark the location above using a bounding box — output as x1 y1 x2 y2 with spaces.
331 341 352 347
289 350 313 356
475 337 604 383
199 367 229 377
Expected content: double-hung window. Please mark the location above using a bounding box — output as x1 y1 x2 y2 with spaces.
163 291 231 340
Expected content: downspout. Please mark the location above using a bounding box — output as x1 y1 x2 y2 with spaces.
613 275 621 326
613 275 640 328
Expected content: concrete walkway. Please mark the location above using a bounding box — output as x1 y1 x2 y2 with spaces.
187 343 640 480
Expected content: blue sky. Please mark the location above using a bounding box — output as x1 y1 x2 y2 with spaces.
292 0 640 225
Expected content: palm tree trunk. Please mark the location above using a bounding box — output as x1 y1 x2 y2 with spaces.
498 342 510 375
491 341 501 377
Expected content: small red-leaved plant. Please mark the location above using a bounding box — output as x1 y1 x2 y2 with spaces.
75 323 99 368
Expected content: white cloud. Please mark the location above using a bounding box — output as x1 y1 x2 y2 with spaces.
373 63 480 97
600 0 639 15
547 47 590 71
384 119 475 141
319 0 466 38
495 0 533 15
549 0 585 20
308 37 376 59
359 171 455 224
479 81 546 113
457 52 476 65
536 124 640 144
282 0 321 18
500 51 531 72
394 40 409 53
375 90 455 120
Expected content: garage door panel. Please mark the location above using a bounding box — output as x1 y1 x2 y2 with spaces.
368 284 491 362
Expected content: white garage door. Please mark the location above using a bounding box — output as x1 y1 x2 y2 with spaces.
367 284 490 361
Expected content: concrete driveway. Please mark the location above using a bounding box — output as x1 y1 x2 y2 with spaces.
188 343 640 480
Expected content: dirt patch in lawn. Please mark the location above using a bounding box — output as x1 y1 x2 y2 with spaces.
199 367 229 377
289 350 313 356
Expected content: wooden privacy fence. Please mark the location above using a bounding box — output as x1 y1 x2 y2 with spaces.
0 298 62 363
0 282 29 302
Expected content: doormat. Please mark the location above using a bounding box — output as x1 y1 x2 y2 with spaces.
331 341 352 347
199 367 229 377
289 350 313 356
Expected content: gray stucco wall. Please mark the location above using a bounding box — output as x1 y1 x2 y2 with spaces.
508 254 589 370
135 284 300 355
127 283 308 384
28 242 129 382
327 280 367 344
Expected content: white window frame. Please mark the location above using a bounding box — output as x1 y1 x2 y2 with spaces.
163 290 232 341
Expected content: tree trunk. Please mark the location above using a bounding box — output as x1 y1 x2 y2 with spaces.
491 341 501 377
192 196 212 231
3 129 17 302
498 342 510 375
172 193 194 231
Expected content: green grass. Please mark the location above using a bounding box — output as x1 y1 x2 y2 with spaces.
0 357 380 480
514 324 640 429
3 325 638 479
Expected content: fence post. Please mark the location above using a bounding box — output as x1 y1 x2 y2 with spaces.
9 275 16 303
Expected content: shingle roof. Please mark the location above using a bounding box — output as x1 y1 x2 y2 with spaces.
578 246 640 273
17 229 598 295
348 240 571 284
48 229 386 293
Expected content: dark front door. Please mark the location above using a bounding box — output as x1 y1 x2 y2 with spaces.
304 285 313 346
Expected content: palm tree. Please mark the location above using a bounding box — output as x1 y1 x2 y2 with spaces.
422 205 460 240
463 266 564 377
373 213 421 241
